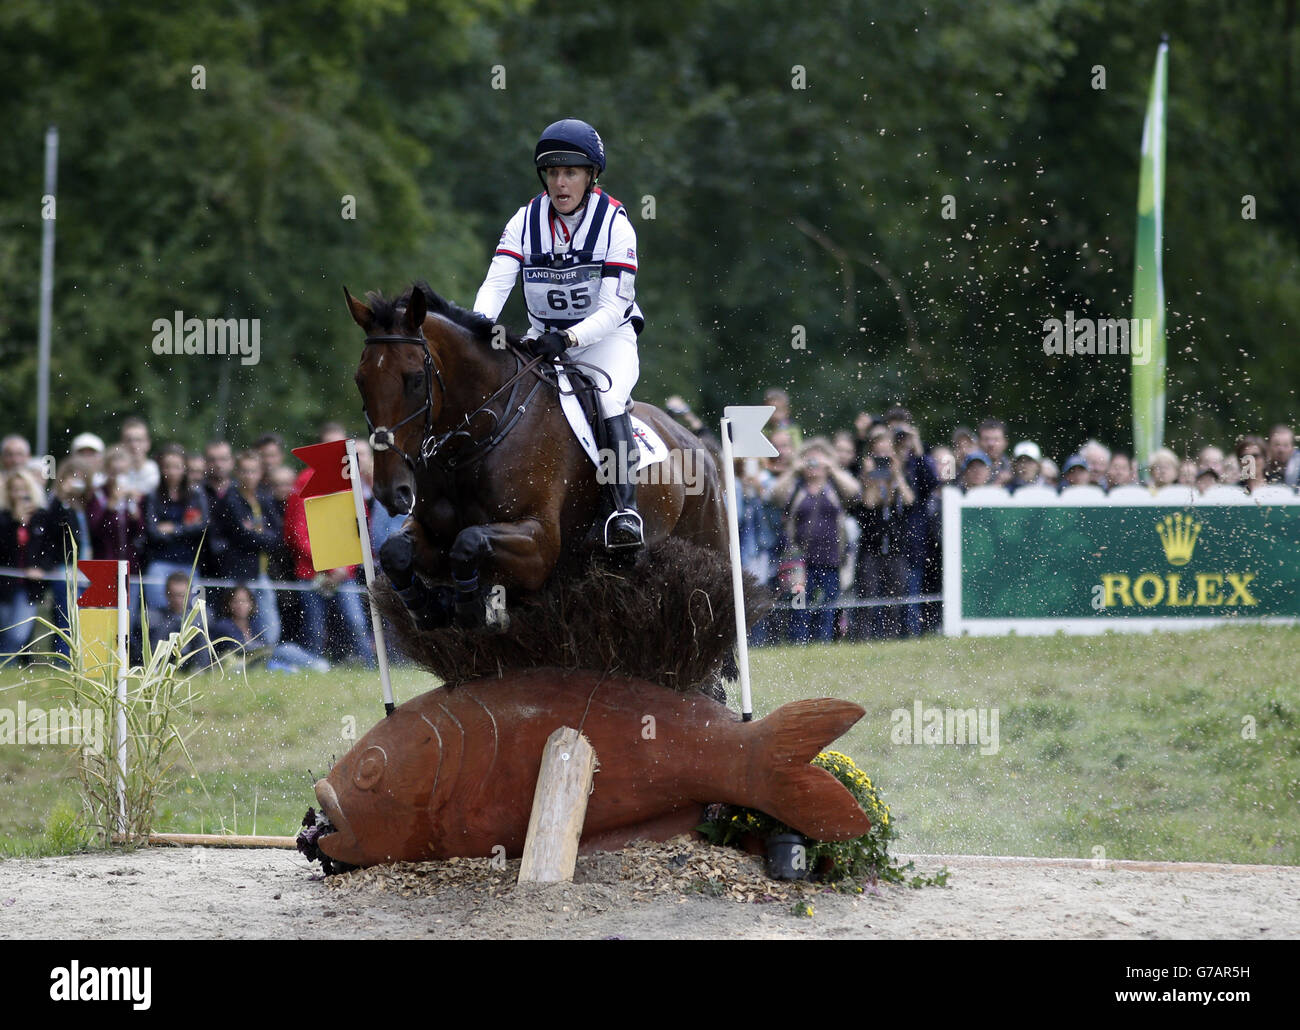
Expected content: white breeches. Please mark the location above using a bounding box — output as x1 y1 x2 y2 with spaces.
564 323 640 420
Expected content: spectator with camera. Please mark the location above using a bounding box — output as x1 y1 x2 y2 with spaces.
886 418 938 636
846 427 911 640
773 438 859 645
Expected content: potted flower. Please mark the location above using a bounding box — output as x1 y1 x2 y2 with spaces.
700 750 923 886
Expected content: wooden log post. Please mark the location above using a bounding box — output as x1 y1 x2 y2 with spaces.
115 833 299 848
517 726 597 884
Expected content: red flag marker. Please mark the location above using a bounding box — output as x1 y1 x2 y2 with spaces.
77 560 121 609
293 440 352 499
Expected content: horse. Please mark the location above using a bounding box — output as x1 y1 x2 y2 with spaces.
346 282 729 631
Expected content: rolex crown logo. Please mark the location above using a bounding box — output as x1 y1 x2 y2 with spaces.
1156 513 1201 566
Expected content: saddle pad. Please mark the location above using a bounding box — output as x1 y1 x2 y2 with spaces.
555 366 669 471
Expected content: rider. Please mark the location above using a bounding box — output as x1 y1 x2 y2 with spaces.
472 118 645 552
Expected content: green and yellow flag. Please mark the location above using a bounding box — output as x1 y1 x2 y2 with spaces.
1132 38 1169 475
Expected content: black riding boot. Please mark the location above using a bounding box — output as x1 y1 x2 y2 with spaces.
602 412 645 552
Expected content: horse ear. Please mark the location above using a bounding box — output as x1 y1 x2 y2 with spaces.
343 287 373 331
404 286 427 335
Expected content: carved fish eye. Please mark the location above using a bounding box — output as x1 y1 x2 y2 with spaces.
354 745 388 791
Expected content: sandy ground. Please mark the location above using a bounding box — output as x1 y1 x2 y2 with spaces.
1 845 1296 939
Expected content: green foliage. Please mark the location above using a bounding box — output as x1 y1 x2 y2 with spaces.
41 799 88 854
4 556 227 846
698 749 948 887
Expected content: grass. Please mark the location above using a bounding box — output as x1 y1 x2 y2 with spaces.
2 626 1298 864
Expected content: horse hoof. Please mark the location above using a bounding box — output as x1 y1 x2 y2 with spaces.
379 534 415 585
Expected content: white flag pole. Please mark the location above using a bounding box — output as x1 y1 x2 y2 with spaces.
718 406 778 722
346 439 396 715
719 417 755 721
115 559 128 836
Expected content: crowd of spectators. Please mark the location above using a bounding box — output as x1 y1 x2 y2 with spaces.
0 419 392 669
680 389 1300 646
4 402 1299 659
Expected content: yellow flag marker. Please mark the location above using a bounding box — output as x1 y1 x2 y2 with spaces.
292 440 363 571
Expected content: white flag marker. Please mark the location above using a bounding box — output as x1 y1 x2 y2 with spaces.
719 406 777 721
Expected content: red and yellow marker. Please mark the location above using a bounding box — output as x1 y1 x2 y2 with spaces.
77 560 122 680
291 440 364 571
77 558 130 833
291 438 395 714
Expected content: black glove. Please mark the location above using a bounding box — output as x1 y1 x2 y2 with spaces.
530 331 569 360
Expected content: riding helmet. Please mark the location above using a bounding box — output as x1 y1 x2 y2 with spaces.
534 119 606 177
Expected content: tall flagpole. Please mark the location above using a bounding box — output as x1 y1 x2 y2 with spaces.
718 406 777 722
719 417 755 721
37 125 58 460
1132 37 1169 476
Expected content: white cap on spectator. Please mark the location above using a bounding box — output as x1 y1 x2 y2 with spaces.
1013 441 1042 462
71 432 105 453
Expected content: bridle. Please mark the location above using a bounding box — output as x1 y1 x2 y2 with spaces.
361 333 446 472
360 329 560 474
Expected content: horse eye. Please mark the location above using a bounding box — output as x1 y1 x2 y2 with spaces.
403 371 425 393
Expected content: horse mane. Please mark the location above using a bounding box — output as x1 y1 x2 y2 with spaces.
366 281 526 350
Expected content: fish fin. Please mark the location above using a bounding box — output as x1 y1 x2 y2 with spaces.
752 699 872 842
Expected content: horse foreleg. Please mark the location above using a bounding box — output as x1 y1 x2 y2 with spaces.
449 517 558 629
378 520 455 630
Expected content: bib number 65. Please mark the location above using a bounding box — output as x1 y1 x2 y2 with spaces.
546 286 592 312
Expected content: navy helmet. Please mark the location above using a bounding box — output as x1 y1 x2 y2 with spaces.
534 119 606 180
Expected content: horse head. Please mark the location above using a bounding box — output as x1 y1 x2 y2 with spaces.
346 284 436 517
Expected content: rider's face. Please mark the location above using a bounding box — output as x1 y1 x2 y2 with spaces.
546 165 593 215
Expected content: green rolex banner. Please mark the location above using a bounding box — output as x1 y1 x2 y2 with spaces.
1132 39 1169 475
942 490 1300 636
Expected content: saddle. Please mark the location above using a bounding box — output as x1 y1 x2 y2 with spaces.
540 363 626 459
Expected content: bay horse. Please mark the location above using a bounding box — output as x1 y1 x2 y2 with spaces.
346 282 728 630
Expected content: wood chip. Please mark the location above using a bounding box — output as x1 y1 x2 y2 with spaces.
323 836 839 905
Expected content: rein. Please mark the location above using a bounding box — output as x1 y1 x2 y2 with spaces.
363 330 599 474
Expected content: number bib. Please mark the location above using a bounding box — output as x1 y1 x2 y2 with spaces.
521 262 601 329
